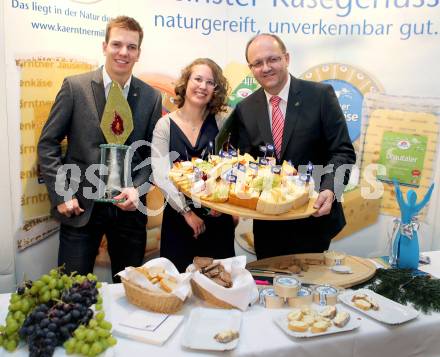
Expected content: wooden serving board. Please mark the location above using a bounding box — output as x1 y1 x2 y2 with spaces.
181 191 318 220
246 253 376 288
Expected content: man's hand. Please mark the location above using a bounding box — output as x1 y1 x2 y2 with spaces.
114 187 139 211
312 189 335 217
182 211 206 239
57 199 84 217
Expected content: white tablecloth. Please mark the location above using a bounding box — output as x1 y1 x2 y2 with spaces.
101 284 440 357
2 252 440 357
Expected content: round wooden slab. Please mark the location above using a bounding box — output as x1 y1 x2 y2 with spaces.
182 192 318 220
246 253 376 288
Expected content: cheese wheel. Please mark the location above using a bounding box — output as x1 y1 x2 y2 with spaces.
273 276 301 298
324 250 346 266
313 285 339 306
259 288 284 308
287 287 313 307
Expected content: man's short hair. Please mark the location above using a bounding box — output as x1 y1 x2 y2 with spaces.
105 16 144 47
245 33 287 63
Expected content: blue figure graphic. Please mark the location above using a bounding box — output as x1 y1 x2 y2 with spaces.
392 178 434 269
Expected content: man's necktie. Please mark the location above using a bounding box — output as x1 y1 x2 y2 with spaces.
270 95 284 158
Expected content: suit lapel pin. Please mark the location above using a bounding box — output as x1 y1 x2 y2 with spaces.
133 92 138 97
295 101 300 107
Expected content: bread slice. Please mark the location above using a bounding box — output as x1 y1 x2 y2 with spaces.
302 314 316 326
159 278 178 293
134 267 150 280
311 321 329 333
351 293 368 302
320 305 337 319
333 311 350 328
354 299 371 310
147 266 165 279
193 256 213 270
288 320 309 332
316 316 332 328
287 309 303 321
365 296 380 310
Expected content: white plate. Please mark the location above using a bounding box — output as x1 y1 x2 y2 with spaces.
274 306 361 338
235 232 255 254
338 288 419 325
182 307 242 351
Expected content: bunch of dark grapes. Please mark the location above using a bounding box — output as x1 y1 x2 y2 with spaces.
0 268 75 351
62 279 99 307
19 279 99 357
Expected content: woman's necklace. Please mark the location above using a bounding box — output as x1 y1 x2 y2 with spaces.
177 109 203 132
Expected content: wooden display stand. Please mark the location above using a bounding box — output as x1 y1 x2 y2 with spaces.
247 253 376 288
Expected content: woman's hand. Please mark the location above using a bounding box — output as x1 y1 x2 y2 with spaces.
182 210 206 238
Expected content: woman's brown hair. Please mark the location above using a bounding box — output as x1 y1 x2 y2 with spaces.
174 58 230 115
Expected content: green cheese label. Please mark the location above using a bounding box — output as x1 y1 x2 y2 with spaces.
228 75 260 108
377 131 427 187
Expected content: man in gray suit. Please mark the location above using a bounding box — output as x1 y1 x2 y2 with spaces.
229 34 356 259
38 16 162 281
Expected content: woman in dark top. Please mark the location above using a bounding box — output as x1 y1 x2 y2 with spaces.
152 58 236 272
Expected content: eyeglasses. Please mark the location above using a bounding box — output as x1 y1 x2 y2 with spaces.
248 55 284 70
190 75 217 89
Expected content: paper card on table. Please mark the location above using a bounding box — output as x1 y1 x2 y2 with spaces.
120 310 169 332
114 313 184 346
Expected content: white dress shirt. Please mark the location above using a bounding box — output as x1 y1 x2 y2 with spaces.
264 75 291 130
102 66 132 100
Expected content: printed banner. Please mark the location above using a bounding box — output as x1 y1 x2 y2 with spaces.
4 0 440 248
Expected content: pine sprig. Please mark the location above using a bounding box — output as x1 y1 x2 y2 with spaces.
355 268 440 314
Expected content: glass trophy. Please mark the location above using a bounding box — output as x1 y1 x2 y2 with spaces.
96 144 131 202
95 81 134 203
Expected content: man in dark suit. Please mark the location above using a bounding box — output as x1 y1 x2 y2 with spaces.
38 16 162 281
229 34 356 259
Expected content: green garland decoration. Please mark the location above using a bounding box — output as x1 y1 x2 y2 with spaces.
354 268 440 314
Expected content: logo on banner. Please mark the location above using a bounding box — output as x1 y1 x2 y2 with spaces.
300 63 384 149
324 79 363 142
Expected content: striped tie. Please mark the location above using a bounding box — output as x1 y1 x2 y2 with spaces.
270 95 284 158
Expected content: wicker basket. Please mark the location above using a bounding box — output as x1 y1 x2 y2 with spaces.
190 279 235 309
122 278 184 314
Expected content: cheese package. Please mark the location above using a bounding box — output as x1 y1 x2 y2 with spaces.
359 94 439 217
